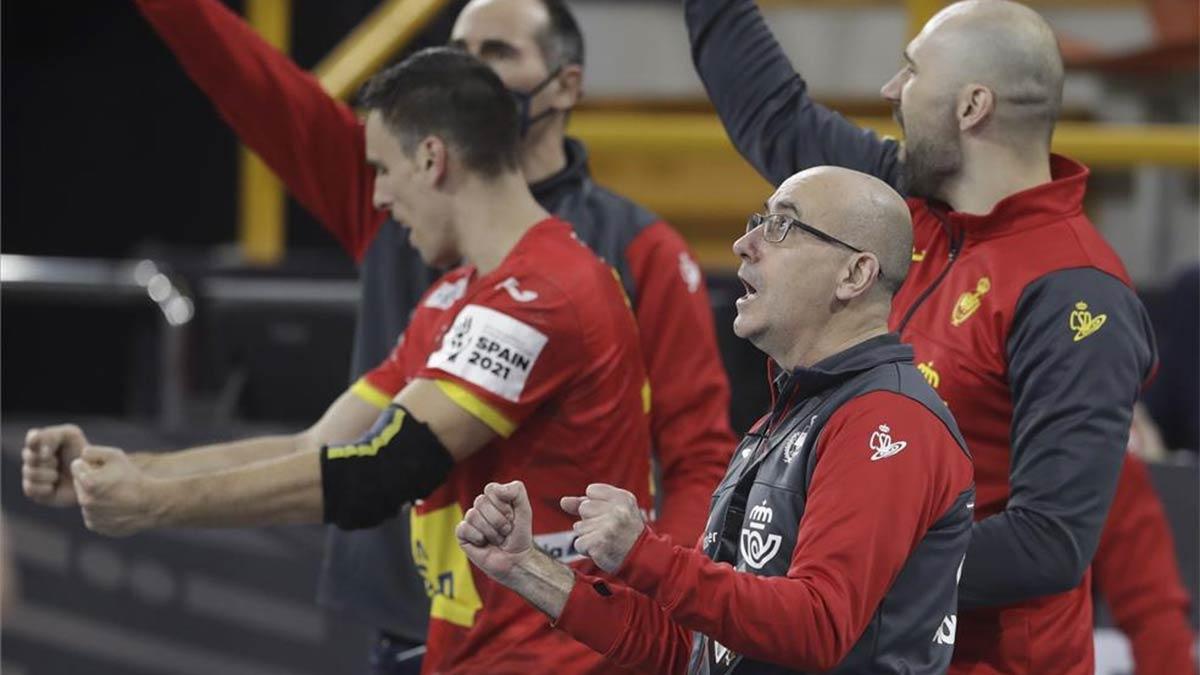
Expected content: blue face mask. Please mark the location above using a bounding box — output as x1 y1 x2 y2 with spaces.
509 65 563 137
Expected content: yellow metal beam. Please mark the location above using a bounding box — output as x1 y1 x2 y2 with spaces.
570 112 1199 167
313 0 451 101
569 111 1199 270
239 0 292 265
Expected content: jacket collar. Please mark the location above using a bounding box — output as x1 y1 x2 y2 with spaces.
529 137 591 202
927 154 1089 239
775 333 913 401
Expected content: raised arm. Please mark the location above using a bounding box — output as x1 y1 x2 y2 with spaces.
136 0 384 258
684 0 902 188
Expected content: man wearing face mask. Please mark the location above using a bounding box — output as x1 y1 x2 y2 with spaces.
134 0 735 672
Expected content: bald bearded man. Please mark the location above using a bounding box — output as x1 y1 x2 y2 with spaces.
685 1 1164 674
458 167 977 675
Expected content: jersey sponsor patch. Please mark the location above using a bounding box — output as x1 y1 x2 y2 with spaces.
426 304 549 402
424 277 469 310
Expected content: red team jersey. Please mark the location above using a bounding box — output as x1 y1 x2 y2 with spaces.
355 217 652 675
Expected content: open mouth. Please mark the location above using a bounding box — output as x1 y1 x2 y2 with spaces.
738 275 759 302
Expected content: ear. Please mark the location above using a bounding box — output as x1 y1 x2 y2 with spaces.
957 83 994 133
551 64 584 111
418 136 449 187
834 254 881 302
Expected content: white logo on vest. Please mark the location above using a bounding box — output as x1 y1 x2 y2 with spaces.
783 415 818 464
740 500 782 569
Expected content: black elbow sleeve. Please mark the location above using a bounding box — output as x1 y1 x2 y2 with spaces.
319 404 454 530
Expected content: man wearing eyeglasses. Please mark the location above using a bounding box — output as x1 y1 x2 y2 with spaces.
457 166 977 674
683 1 1164 673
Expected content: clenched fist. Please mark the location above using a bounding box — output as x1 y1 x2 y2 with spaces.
457 481 535 584
73 445 163 537
561 483 644 573
22 424 89 507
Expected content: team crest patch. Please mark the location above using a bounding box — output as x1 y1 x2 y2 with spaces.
1069 301 1106 342
426 304 548 402
869 424 907 461
782 415 818 464
951 277 991 327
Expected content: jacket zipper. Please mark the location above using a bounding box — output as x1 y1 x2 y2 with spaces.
897 211 964 333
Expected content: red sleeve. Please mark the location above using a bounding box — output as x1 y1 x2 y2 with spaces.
583 392 970 672
626 221 736 546
554 567 692 674
359 331 418 403
416 280 578 435
136 0 383 260
1093 454 1197 675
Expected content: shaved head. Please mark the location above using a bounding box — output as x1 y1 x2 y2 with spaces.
922 0 1064 140
772 166 913 295
734 166 912 367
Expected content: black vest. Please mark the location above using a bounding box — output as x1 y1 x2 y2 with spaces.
693 334 974 674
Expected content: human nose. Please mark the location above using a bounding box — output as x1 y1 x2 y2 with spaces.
732 227 760 262
880 70 903 104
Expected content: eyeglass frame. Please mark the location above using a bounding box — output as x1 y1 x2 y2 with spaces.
745 212 884 281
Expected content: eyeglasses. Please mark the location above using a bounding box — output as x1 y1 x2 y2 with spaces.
746 213 884 280
745 213 865 251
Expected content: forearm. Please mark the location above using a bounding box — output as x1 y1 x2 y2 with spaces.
135 434 304 479
503 550 576 620
155 450 323 529
684 0 901 187
958 507 1090 607
556 567 692 674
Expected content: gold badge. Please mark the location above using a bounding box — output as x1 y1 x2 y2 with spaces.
1069 301 1107 341
951 277 991 327
917 361 941 389
912 248 927 262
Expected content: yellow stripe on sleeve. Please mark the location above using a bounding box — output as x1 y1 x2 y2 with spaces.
435 380 518 438
642 378 652 414
351 378 393 410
